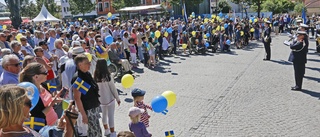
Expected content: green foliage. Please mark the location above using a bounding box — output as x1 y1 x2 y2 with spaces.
294 2 307 13
69 0 95 16
218 0 231 13
262 0 294 13
36 0 60 18
112 0 141 11
5 0 24 28
20 1 39 19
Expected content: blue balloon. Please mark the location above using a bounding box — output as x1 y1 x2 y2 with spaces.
167 27 173 33
201 25 205 30
219 12 223 18
226 39 231 45
206 33 210 37
225 15 229 19
0 25 2 30
224 23 228 29
105 35 113 44
205 42 209 48
151 96 168 113
18 82 39 110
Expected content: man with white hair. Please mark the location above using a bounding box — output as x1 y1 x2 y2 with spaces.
108 42 133 74
0 54 21 86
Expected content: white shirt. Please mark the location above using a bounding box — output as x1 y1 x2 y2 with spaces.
21 44 35 56
47 37 56 52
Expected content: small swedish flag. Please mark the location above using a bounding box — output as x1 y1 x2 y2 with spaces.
165 130 174 137
47 82 57 92
72 77 91 95
23 117 46 131
94 45 104 54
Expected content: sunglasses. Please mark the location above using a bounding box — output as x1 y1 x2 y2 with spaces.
36 50 44 52
9 63 20 67
97 41 103 42
24 100 32 108
37 71 48 75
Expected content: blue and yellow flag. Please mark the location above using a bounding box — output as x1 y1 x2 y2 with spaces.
165 130 174 137
23 117 45 131
47 82 57 92
94 45 104 54
72 77 91 95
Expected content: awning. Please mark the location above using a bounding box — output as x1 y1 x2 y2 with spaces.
119 4 162 12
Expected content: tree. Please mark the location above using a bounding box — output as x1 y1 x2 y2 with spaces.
112 0 140 11
294 2 307 14
36 0 60 18
21 1 39 19
218 0 231 13
69 0 95 17
4 0 28 29
262 0 294 14
231 0 266 18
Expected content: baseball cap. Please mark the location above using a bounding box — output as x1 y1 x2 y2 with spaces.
131 88 146 97
128 107 144 117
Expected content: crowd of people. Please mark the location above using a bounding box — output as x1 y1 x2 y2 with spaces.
0 13 319 137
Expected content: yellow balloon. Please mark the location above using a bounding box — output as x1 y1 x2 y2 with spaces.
203 34 207 38
78 18 82 21
240 31 244 36
211 19 215 22
221 27 225 31
156 22 161 26
204 18 208 23
216 26 220 31
108 20 111 23
164 32 168 37
198 16 201 19
116 22 120 26
182 44 187 49
146 25 150 29
84 53 92 62
155 30 161 38
264 18 268 22
16 33 23 42
212 30 216 34
161 91 177 107
250 28 255 32
270 24 272 27
254 19 257 23
249 20 252 23
3 25 7 30
216 16 220 20
121 74 134 88
192 31 196 36
211 15 216 18
108 12 112 17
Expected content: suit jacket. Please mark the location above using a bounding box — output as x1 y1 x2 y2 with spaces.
288 41 308 64
108 49 120 63
262 27 272 43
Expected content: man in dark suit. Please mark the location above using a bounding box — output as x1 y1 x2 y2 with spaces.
288 31 308 91
263 21 272 61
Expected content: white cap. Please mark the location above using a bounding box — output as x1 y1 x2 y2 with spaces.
300 23 309 28
297 31 307 35
128 107 144 117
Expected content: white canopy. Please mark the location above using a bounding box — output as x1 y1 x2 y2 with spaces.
119 4 162 12
32 5 61 22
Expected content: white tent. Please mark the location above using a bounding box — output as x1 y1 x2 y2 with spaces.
32 5 61 22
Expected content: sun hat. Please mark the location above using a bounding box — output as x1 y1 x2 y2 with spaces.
128 107 145 117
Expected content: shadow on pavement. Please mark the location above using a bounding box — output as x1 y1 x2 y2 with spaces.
307 59 320 63
301 89 320 100
132 67 144 74
306 67 320 72
270 60 292 65
304 76 320 83
124 98 133 103
117 89 127 96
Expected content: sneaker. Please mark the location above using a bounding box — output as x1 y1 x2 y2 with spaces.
104 129 111 136
110 132 117 137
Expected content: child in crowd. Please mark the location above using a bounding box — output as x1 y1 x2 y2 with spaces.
131 88 152 127
141 37 149 67
128 38 137 67
128 107 152 137
116 37 126 59
148 38 156 68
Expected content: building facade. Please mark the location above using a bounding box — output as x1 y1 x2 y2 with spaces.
60 0 97 19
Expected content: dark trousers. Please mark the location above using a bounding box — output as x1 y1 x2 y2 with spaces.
172 39 177 54
143 53 149 65
158 44 163 59
264 42 271 60
310 27 315 37
125 49 130 61
293 63 305 88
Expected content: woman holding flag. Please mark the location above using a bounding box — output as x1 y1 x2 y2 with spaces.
72 54 102 137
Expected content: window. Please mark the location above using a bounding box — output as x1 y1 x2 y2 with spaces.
64 7 66 12
153 0 158 4
65 0 68 2
98 2 103 12
141 0 146 4
104 2 109 10
67 7 69 12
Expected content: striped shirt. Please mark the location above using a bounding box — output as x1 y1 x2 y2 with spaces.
134 101 152 127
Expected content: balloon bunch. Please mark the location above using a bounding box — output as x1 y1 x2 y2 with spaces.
151 91 176 115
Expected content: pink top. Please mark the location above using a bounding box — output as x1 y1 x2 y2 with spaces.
131 33 137 44
39 86 58 126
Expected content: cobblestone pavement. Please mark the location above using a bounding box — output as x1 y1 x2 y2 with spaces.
107 35 320 137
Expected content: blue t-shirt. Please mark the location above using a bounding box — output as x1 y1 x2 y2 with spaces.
129 122 151 137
